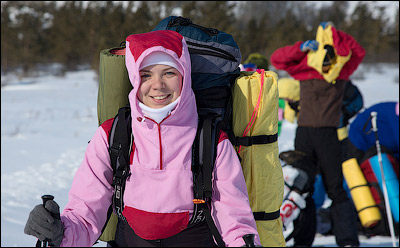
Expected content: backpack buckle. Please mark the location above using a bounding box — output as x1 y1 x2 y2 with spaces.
109 146 120 156
193 199 206 204
112 177 120 186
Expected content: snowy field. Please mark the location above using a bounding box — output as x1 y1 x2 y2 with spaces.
1 63 399 247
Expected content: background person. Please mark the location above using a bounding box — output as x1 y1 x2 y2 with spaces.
270 21 365 247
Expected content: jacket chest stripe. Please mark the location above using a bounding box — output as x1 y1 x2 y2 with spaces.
158 123 163 170
145 114 172 170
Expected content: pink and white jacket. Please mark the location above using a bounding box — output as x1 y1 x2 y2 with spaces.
60 30 260 247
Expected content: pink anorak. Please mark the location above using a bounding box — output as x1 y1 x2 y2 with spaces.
59 30 260 247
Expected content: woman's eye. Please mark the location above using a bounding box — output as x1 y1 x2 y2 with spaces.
165 71 176 76
140 74 151 79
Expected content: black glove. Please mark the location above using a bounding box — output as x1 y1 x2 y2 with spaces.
24 200 64 247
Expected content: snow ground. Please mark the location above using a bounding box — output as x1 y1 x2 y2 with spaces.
1 63 399 247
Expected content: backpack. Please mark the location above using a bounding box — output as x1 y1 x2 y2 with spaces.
340 80 364 127
97 16 283 246
359 152 399 237
243 52 269 70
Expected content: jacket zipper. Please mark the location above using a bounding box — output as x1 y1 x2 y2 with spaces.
144 114 172 170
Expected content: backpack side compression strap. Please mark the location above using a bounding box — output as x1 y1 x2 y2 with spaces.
253 209 281 220
233 133 278 146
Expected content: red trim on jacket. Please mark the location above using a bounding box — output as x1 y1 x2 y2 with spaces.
218 130 229 143
101 118 135 164
122 206 189 240
101 118 114 139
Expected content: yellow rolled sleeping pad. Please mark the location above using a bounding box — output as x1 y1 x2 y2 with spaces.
342 158 381 227
232 70 285 246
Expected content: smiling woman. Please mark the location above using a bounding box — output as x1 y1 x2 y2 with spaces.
22 29 261 247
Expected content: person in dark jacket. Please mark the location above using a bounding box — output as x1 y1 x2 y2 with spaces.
270 21 365 247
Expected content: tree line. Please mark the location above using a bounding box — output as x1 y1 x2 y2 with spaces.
1 1 399 76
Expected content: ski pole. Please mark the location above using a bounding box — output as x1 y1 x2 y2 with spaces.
242 234 255 247
35 195 54 248
370 112 397 247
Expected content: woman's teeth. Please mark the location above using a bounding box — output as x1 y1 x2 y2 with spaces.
153 95 168 100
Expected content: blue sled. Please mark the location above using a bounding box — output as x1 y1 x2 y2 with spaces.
369 153 399 223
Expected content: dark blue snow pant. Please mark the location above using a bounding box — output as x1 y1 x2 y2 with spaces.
294 126 360 247
111 218 216 247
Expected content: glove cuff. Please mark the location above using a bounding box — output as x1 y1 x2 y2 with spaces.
49 221 64 247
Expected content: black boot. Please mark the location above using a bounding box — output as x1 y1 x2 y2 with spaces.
331 199 360 247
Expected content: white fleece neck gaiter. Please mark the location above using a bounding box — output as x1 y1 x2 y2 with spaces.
138 97 180 123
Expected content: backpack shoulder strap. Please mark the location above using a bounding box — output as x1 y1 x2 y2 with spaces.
109 104 133 221
192 114 226 247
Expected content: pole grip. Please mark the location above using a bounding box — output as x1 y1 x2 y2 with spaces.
370 111 378 131
41 195 54 207
40 195 54 247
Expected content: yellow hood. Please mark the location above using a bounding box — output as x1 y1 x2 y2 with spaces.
307 24 351 83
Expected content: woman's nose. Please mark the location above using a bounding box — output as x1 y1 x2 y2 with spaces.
152 75 165 89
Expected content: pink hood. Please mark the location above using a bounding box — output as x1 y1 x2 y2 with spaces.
123 30 198 218
125 30 197 172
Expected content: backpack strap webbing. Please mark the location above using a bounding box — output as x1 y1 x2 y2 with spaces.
201 115 215 198
192 114 226 247
109 105 132 221
233 133 278 146
253 209 281 221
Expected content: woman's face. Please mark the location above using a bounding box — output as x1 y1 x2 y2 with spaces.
322 64 331 73
138 64 183 108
